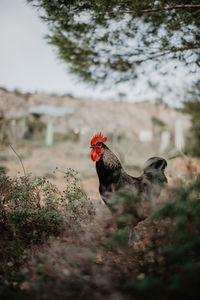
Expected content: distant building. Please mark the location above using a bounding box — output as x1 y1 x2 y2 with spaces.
29 104 74 146
29 104 74 117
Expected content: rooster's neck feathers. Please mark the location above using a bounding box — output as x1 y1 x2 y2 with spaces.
96 147 122 188
97 148 122 171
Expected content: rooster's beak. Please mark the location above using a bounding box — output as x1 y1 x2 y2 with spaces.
90 146 95 149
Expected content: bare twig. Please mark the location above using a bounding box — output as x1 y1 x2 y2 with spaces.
9 144 26 176
167 149 189 161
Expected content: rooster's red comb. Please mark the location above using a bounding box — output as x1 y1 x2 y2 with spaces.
90 133 107 146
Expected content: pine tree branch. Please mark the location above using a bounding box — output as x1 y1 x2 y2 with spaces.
133 45 200 64
119 5 200 15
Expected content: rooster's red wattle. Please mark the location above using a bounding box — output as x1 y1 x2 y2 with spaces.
90 133 108 162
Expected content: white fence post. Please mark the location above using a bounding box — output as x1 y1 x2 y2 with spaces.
175 119 184 151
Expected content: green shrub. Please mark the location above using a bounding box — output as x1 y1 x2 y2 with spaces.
110 189 141 226
0 169 95 279
0 175 63 244
127 176 200 299
60 168 95 225
106 228 129 248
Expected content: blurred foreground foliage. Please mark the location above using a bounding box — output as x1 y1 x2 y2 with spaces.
25 175 200 300
89 175 200 299
0 168 94 298
1 165 200 299
126 176 200 299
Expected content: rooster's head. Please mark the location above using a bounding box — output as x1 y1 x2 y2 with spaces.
90 133 107 162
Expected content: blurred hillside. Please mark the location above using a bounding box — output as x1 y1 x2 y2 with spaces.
0 87 190 140
0 87 191 196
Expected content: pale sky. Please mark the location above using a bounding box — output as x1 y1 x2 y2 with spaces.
0 0 198 105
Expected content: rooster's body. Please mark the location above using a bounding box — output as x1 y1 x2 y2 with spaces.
90 133 167 210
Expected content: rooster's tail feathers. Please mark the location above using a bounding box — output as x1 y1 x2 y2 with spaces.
143 157 167 172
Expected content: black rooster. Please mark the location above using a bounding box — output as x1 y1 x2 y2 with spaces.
90 133 167 211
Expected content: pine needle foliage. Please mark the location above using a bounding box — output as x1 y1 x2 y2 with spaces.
27 0 200 84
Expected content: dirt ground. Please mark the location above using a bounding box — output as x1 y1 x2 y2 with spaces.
1 140 200 299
